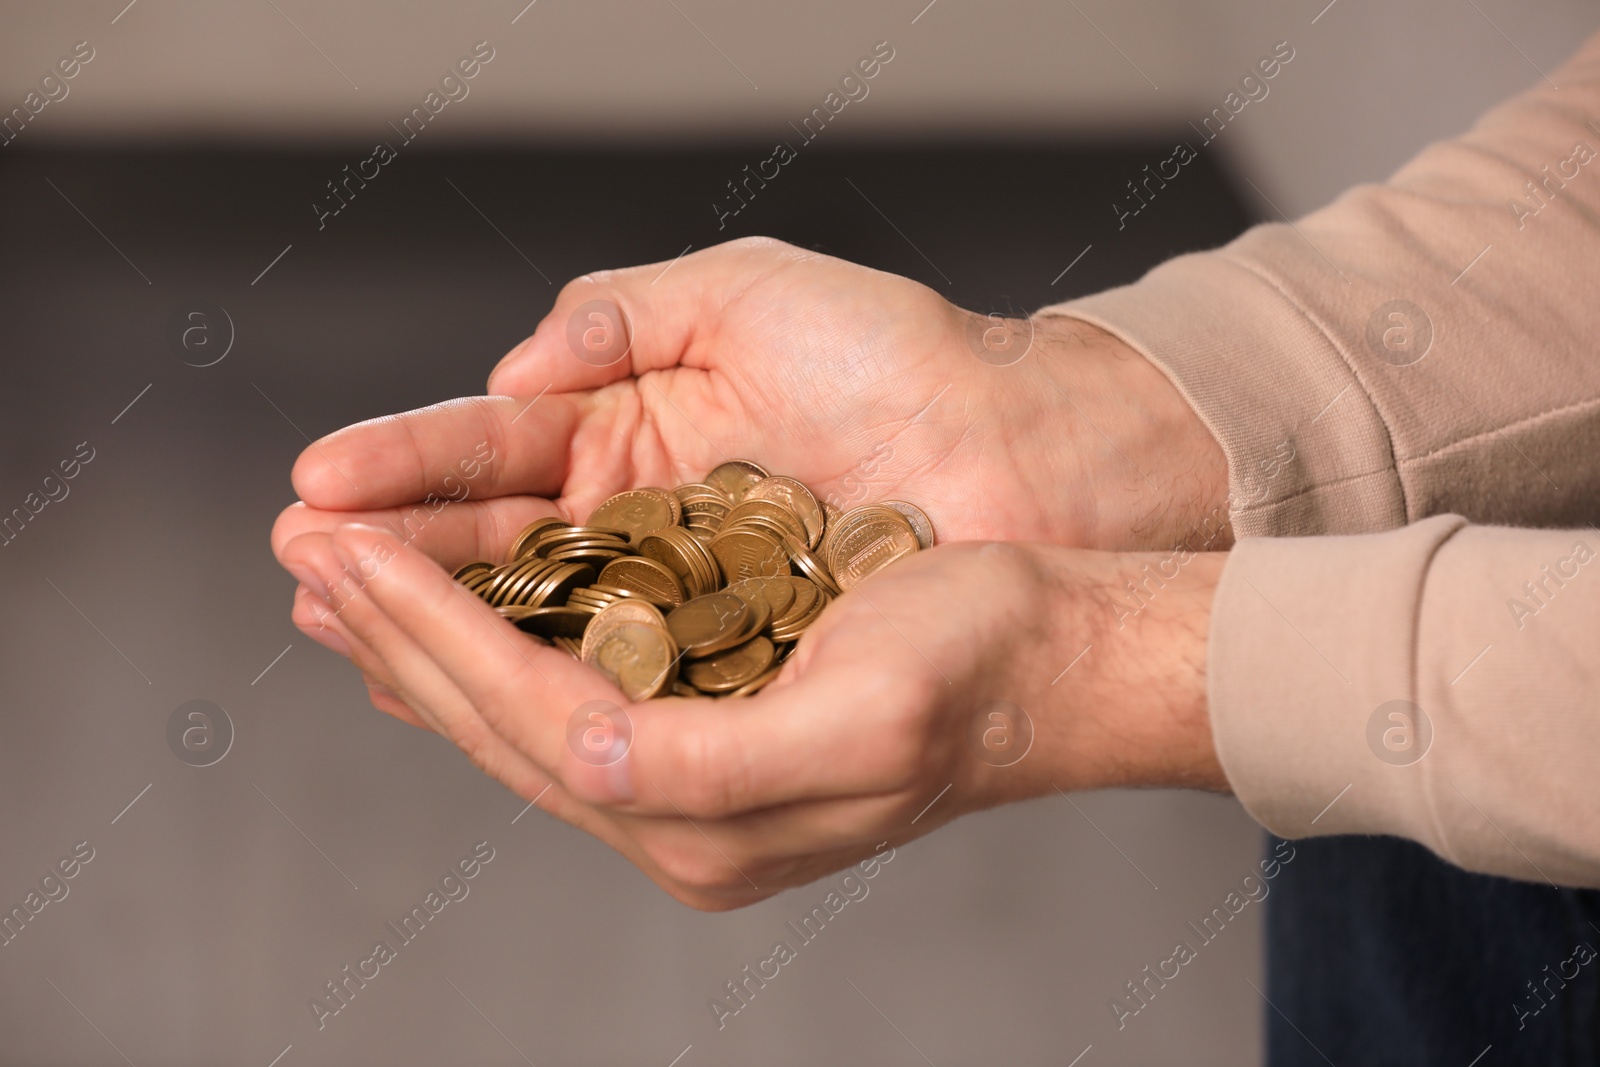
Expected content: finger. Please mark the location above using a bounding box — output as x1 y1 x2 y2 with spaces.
616 790 919 897
292 395 580 511
321 524 946 820
273 495 563 572
612 570 977 820
293 584 359 659
364 678 433 731
293 581 450 735
282 531 555 798
316 520 656 801
293 584 399 686
320 522 671 802
614 635 946 820
487 239 789 396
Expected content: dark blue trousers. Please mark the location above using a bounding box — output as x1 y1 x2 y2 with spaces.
1266 835 1600 1066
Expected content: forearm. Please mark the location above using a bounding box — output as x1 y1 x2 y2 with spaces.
1010 518 1600 888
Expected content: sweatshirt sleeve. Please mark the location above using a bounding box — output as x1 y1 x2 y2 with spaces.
1208 515 1600 886
1037 31 1600 538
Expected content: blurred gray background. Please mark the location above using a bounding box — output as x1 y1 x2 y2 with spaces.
0 2 1593 1065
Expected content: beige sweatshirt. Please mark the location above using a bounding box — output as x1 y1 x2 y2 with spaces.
1041 31 1600 887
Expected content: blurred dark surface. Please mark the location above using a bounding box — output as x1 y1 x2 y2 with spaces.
0 143 1264 1066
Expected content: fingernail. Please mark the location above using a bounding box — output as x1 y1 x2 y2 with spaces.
307 622 353 658
330 526 389 582
305 598 354 656
604 746 636 803
284 563 329 601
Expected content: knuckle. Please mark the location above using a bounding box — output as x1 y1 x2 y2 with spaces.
556 273 600 304
663 724 750 818
868 686 943 788
474 659 544 729
270 504 309 558
726 235 789 255
450 724 501 779
644 836 748 894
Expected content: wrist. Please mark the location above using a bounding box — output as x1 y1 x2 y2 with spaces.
1027 317 1233 553
1003 542 1228 798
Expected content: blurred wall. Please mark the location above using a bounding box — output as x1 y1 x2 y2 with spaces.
2 0 1596 215
2 3 1597 1066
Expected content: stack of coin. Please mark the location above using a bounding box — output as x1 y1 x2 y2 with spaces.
458 555 596 610
674 483 733 541
638 526 721 599
594 557 685 607
451 460 935 700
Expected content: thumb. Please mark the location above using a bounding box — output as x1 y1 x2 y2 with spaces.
487 238 783 397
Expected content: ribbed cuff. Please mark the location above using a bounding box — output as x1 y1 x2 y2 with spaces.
1206 515 1467 850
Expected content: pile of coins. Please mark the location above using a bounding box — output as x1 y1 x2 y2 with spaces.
452 460 934 701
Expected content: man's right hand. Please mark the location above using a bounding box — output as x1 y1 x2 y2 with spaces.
275 237 1229 574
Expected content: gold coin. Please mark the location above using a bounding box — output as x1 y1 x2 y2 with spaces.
745 476 826 548
478 469 928 701
546 549 633 572
708 527 788 584
540 537 631 553
522 561 596 608
769 577 827 641
726 575 796 621
725 664 783 698
785 535 842 596
462 569 498 595
534 525 631 551
597 556 686 607
772 576 820 626
730 592 771 642
675 482 732 507
587 622 677 701
683 514 729 536
581 599 670 662
702 594 767 655
509 516 571 561
638 527 721 598
491 558 556 607
504 605 591 639
722 498 808 543
665 592 750 658
494 605 554 642
719 513 795 545
770 608 824 642
453 560 493 582
489 557 557 607
685 636 776 693
587 489 678 541
823 506 919 591
704 460 769 503
880 500 936 549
